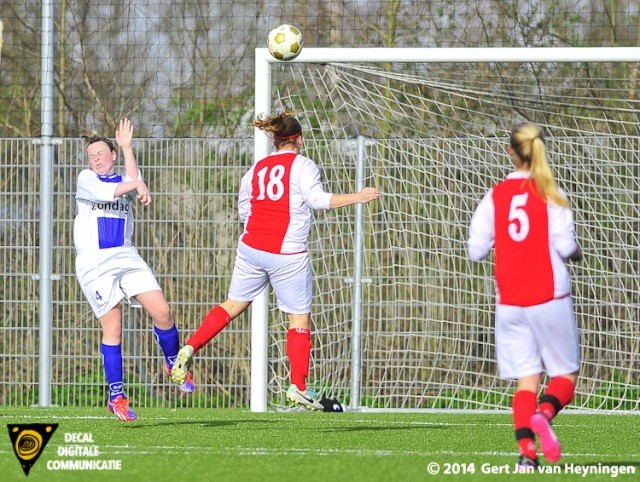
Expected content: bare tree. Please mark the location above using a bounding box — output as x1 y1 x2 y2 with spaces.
0 2 41 136
2 0 640 138
156 1 259 137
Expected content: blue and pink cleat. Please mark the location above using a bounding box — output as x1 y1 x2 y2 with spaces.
107 396 138 422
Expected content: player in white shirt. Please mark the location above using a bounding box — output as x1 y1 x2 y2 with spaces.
171 112 380 410
468 123 582 469
75 118 194 422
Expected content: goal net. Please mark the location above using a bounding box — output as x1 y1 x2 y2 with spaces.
256 48 640 412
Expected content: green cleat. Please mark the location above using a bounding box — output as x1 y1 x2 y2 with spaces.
171 345 194 386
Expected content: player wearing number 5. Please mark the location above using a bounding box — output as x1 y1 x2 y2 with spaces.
467 123 582 469
171 111 381 410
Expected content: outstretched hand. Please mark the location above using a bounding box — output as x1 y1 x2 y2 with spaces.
115 117 133 149
358 187 381 203
329 187 381 209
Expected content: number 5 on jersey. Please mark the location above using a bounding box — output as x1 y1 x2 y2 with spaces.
508 193 529 242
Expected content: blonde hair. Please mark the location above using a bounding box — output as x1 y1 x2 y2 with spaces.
510 123 568 207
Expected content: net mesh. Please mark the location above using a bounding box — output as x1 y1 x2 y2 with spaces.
265 59 640 410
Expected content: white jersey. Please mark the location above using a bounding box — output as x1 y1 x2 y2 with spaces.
238 150 333 254
73 168 161 317
73 169 139 256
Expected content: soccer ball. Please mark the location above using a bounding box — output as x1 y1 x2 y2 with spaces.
319 397 344 412
267 24 303 61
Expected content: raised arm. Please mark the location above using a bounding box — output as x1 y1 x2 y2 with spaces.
115 117 139 181
114 117 151 205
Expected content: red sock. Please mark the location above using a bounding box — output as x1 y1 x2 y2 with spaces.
186 306 232 353
513 390 538 459
287 328 311 391
539 377 575 422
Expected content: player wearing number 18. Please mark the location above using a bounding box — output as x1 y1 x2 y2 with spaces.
467 123 583 470
171 111 380 410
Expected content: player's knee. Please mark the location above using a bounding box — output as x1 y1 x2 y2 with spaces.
101 327 122 345
144 299 173 330
151 302 173 328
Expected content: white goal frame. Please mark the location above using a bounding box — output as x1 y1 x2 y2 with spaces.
252 46 640 413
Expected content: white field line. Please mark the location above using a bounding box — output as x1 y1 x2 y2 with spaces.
100 447 640 459
0 445 637 459
0 415 116 420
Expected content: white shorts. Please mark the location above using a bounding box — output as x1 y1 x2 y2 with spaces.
228 241 312 314
495 296 580 379
76 247 161 318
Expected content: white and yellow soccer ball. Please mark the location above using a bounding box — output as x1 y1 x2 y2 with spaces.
267 24 303 61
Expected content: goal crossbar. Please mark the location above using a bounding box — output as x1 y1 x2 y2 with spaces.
257 47 640 64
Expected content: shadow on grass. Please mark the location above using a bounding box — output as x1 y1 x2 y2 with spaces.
316 424 451 433
121 418 450 434
123 418 281 429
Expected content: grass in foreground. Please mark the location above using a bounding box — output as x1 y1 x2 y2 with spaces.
0 406 638 481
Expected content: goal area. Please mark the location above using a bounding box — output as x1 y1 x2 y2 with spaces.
252 47 640 413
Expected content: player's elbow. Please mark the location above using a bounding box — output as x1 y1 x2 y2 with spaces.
557 242 582 262
467 245 488 261
565 245 583 262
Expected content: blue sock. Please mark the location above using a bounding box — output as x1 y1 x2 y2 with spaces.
101 343 124 401
153 324 180 369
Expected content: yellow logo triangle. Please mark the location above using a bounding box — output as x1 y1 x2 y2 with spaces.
8 424 58 476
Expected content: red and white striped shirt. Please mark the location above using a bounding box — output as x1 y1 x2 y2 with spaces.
238 150 333 254
468 171 579 306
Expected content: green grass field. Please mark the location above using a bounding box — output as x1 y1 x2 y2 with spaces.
1 406 638 481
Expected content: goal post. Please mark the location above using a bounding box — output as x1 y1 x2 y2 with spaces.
251 49 272 413
253 47 640 413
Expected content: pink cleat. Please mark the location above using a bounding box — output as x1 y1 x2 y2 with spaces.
531 413 561 462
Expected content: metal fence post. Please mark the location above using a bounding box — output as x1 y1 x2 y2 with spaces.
38 0 55 407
